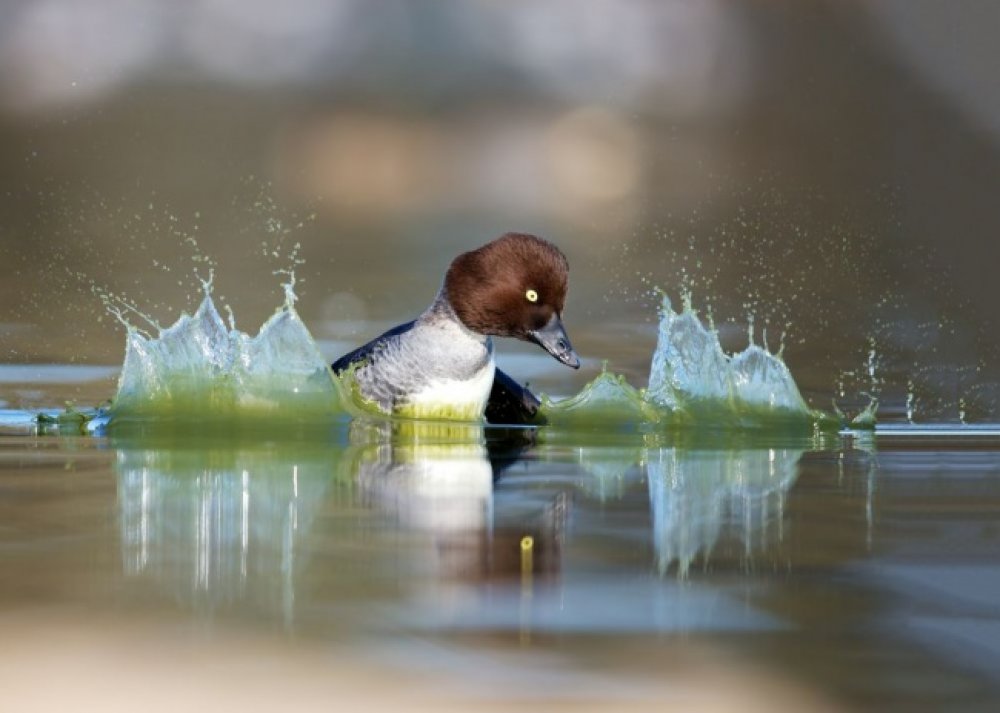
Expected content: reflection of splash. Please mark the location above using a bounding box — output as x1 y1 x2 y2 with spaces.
646 447 801 576
116 441 333 619
573 445 645 501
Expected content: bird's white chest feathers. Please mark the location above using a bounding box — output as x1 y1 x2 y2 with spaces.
398 358 496 421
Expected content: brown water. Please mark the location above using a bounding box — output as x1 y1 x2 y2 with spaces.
2 374 999 711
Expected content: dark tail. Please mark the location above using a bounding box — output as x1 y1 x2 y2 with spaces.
485 369 545 425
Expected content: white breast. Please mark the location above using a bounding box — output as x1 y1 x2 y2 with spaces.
398 358 496 421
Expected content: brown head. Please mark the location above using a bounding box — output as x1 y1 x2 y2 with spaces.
445 233 580 368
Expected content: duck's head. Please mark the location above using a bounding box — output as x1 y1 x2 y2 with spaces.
445 232 580 369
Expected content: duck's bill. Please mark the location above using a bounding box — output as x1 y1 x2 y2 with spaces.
529 314 580 369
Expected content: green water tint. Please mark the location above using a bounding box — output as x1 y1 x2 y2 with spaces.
105 282 832 432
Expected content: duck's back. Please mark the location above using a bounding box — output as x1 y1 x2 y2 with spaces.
331 320 541 423
332 318 495 420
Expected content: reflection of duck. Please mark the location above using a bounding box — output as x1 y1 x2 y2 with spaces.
352 421 493 532
349 420 567 581
647 448 802 576
332 233 579 424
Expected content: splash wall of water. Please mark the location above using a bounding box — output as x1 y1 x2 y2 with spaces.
544 295 815 428
109 278 817 429
648 296 809 414
113 285 341 421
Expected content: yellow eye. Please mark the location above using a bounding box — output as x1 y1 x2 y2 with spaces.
525 289 538 303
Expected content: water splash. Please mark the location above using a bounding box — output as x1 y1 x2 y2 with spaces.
541 364 663 427
543 296 822 430
112 278 342 423
650 295 810 415
832 336 881 428
104 268 821 430
850 398 879 429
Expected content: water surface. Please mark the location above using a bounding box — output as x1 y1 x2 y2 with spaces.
1 372 998 710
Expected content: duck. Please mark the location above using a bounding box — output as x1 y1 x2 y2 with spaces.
331 232 579 423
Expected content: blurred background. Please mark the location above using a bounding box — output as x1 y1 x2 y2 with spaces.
2 0 1000 419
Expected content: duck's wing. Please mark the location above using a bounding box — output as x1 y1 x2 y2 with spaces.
331 320 416 374
485 368 545 425
333 325 543 425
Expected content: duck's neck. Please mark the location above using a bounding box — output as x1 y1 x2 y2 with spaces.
420 289 490 345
